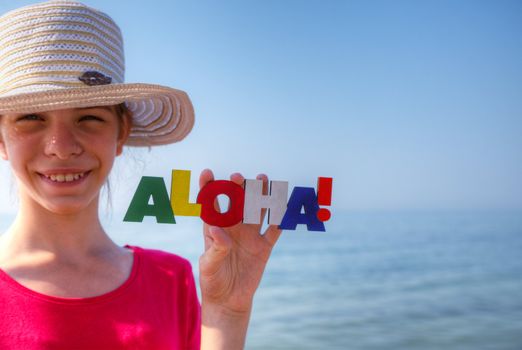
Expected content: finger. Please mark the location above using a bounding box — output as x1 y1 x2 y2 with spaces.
199 226 232 275
199 168 214 189
199 168 221 212
263 224 283 247
257 173 269 224
202 223 213 251
229 172 244 186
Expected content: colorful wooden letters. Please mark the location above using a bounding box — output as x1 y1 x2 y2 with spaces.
243 180 288 225
124 176 176 224
170 170 201 216
196 180 245 227
124 170 333 231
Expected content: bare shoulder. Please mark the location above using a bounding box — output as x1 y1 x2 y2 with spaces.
0 243 135 299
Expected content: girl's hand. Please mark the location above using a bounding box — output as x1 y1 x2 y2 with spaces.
198 169 282 314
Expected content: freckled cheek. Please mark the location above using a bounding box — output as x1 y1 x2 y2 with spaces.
94 136 120 163
4 135 40 161
6 152 34 185
96 135 119 151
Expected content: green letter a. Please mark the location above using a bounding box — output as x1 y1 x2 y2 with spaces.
123 176 176 224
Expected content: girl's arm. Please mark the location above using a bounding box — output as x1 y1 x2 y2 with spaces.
201 302 251 349
198 170 282 350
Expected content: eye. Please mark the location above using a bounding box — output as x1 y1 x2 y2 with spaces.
79 115 105 122
17 114 43 122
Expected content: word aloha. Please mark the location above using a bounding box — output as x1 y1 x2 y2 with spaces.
124 170 333 232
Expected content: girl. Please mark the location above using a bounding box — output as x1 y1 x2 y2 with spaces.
0 1 281 349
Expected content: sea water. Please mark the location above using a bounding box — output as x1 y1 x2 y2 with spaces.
1 210 521 350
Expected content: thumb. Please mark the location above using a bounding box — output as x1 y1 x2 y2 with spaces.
200 226 232 275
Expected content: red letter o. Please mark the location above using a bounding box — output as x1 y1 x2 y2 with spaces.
197 180 245 227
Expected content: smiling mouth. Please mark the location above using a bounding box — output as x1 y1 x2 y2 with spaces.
41 172 88 183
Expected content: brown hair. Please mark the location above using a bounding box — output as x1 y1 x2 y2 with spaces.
115 103 129 119
113 103 133 139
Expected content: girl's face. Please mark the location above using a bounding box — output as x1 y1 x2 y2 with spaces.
0 106 130 215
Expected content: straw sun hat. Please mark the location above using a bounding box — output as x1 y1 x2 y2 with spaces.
0 0 194 146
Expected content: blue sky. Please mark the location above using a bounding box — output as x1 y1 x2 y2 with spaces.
0 0 521 214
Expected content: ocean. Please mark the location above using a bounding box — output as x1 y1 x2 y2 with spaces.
1 210 521 350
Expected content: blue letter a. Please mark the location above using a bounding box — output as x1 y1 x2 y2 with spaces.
279 187 325 232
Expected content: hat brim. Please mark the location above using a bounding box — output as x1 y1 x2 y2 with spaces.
0 83 194 147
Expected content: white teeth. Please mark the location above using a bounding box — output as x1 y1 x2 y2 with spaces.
44 172 85 183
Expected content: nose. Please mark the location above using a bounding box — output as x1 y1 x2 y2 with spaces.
44 121 83 159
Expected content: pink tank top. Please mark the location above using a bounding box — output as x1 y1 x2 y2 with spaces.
0 245 201 349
